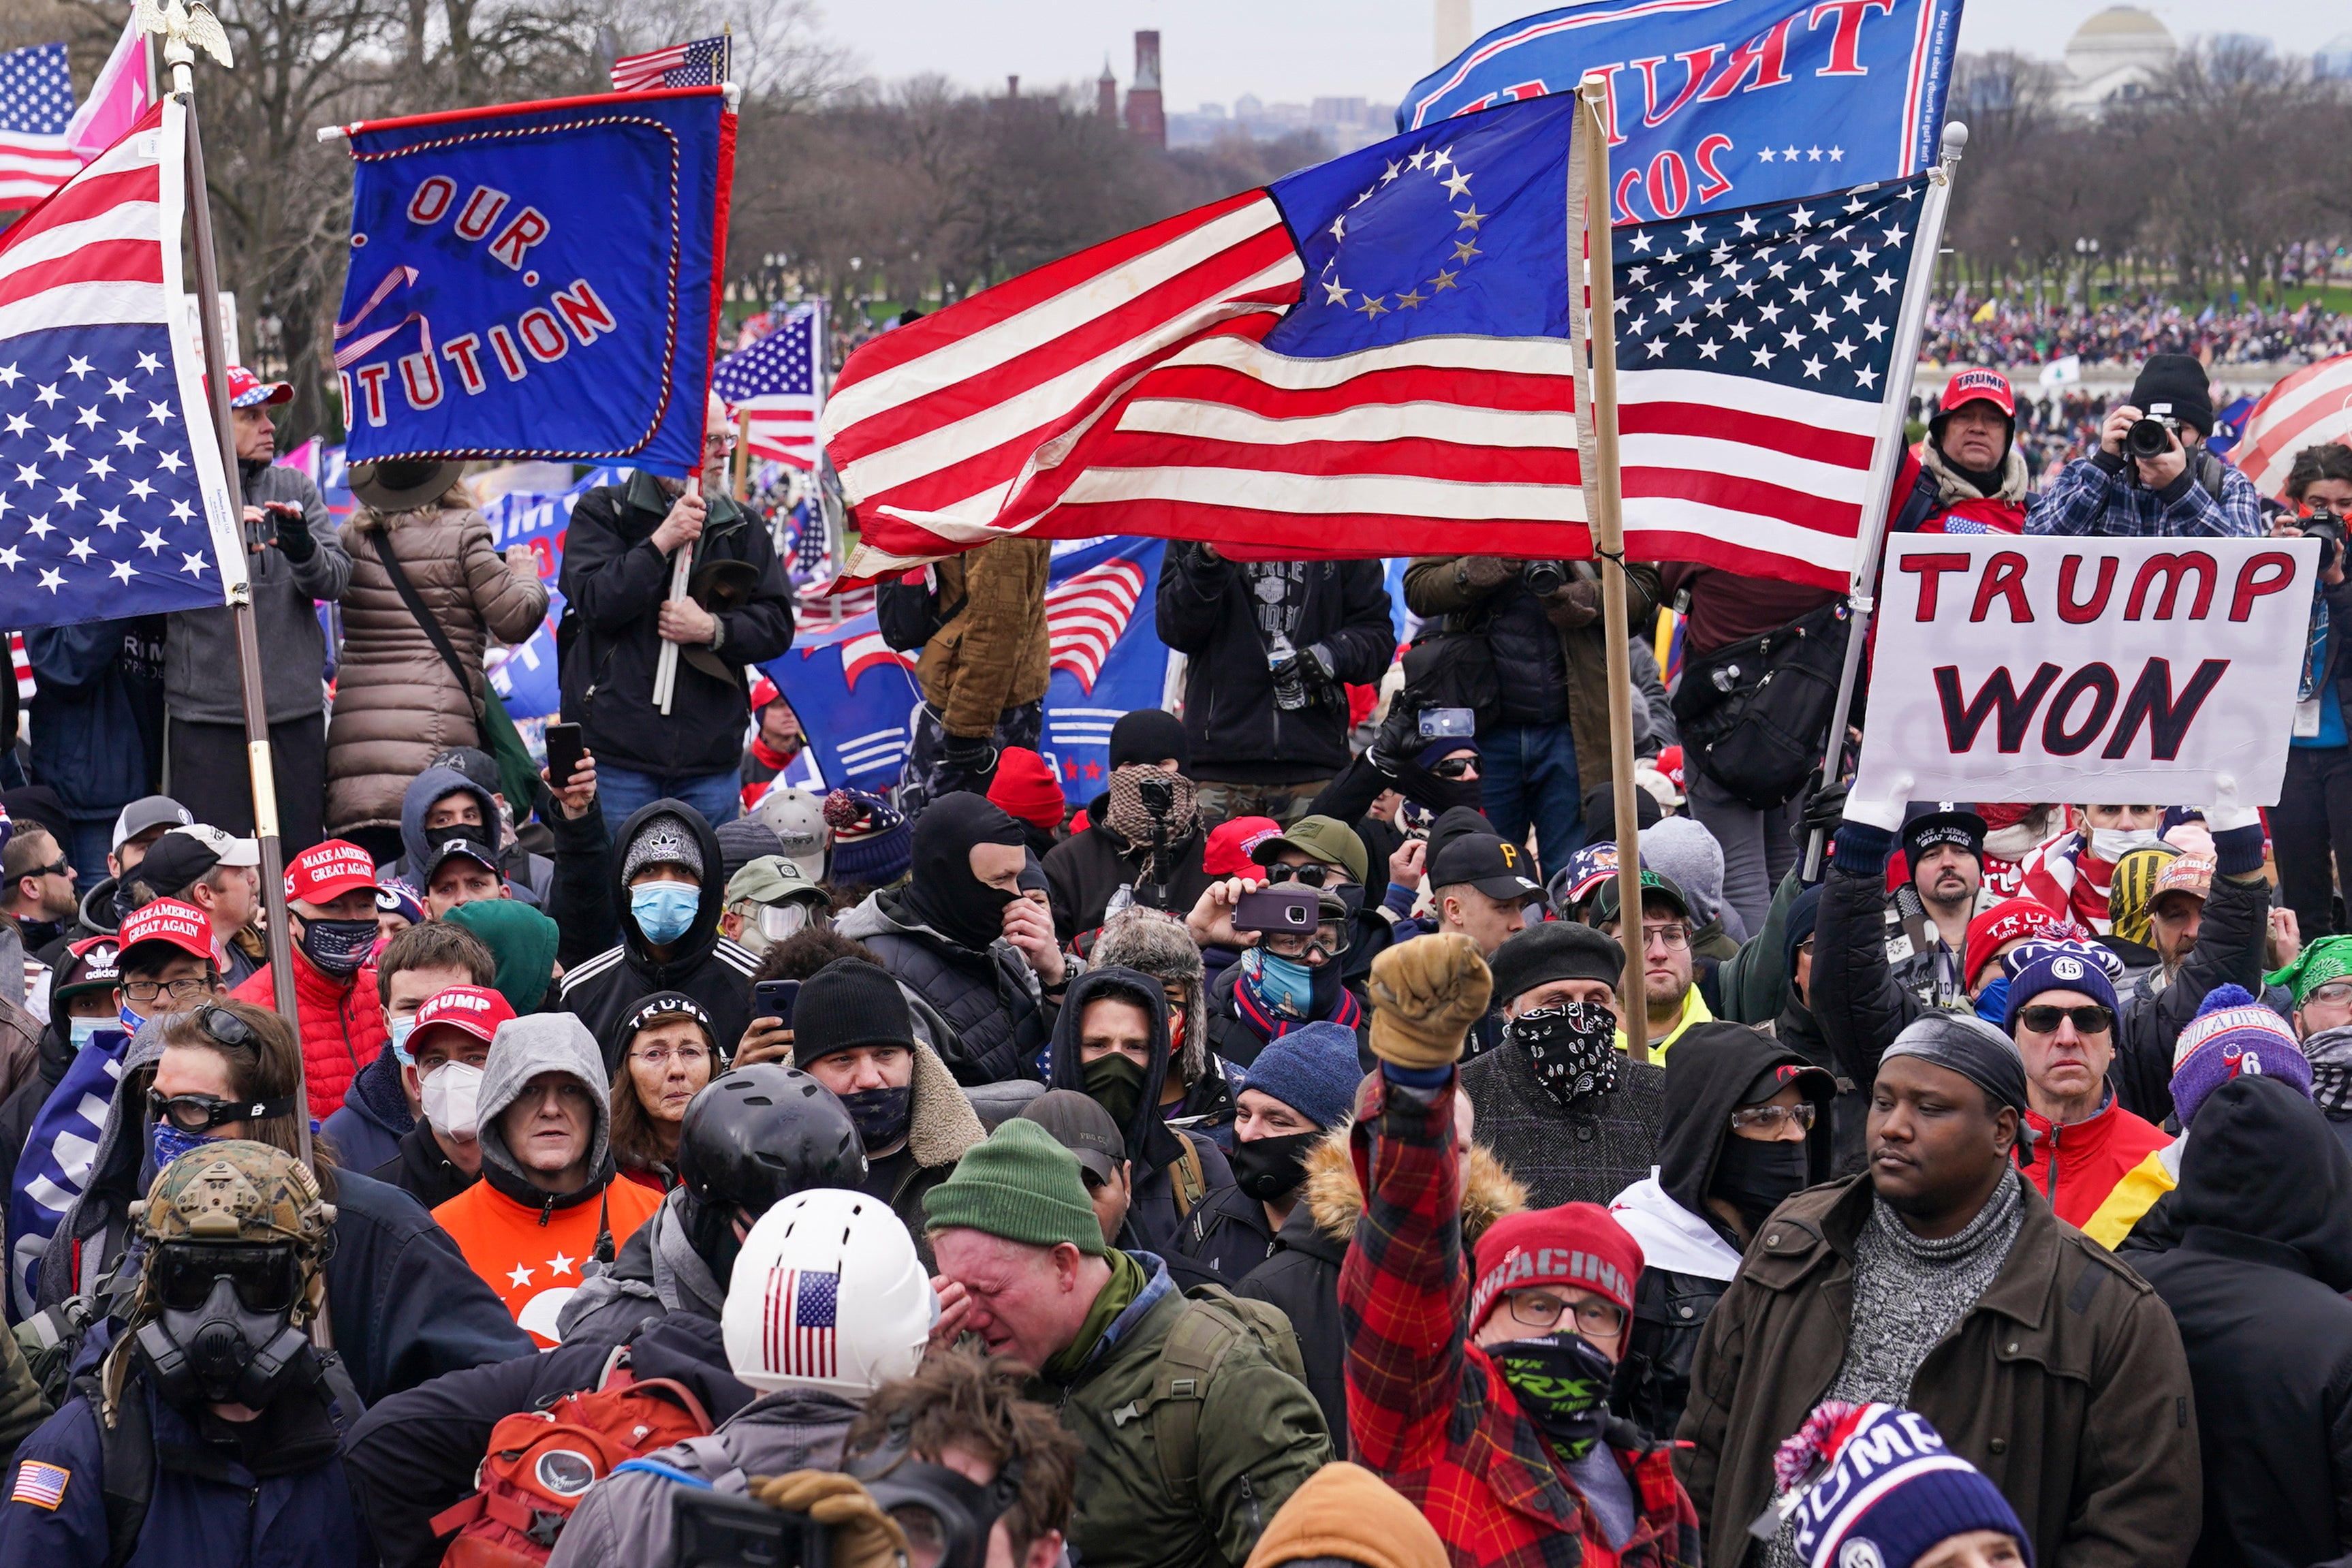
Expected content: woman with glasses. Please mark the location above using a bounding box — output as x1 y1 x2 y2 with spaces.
1606 1024 1835 1441
606 993 720 1192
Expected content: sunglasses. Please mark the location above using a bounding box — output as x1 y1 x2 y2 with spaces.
193 1003 260 1053
1428 757 1479 779
1263 862 1353 890
2015 1003 2114 1037
151 1240 301 1315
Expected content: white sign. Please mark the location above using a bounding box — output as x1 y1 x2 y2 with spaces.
1851 535 2320 809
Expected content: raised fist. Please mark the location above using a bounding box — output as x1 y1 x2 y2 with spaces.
1367 932 1494 1070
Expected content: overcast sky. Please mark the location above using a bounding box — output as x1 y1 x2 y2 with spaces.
818 0 2352 109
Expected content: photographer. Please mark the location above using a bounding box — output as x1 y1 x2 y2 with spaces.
1402 554 1660 880
2269 442 2352 938
1156 546 1394 827
2025 353 2264 538
163 369 349 851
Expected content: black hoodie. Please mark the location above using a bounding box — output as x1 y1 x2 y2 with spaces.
2133 1077 2352 1568
557 798 760 1073
1046 965 1234 1255
1610 1020 1833 1442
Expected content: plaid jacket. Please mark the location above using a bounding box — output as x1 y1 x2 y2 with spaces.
2024 450 2265 537
1340 1068 1701 1568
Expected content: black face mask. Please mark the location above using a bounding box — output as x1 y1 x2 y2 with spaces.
841 1085 913 1150
297 917 377 978
134 1247 314 1410
1508 1001 1619 1108
1231 1129 1319 1202
900 795 1024 952
1395 756 1484 816
1083 1054 1146 1129
1710 1135 1811 1231
1489 1332 1616 1463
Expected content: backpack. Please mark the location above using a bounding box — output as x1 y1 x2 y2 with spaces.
1129 1285 1309 1505
428 1358 716 1567
875 563 967 652
1670 596 1851 811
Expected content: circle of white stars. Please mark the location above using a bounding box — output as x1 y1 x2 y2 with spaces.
1316 143 1486 321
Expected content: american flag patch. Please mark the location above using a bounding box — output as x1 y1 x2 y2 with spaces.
11 1460 67 1509
766 1267 838 1380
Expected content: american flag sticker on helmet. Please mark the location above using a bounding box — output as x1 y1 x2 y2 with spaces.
11 1460 68 1509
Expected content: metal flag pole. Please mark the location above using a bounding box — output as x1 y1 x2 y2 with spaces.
1800 121 1970 880
148 3 311 1166
1573 75 1648 1059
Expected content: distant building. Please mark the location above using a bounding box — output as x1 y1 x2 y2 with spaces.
1126 31 1165 148
1434 0 1475 67
1097 57 1118 120
2314 31 2352 76
2053 7 2176 110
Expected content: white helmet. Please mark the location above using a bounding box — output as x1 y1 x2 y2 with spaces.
723 1187 932 1397
750 786 830 884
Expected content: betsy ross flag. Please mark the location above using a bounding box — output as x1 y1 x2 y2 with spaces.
0 44 83 210
715 302 822 470
610 35 729 93
0 97 241 631
764 1266 837 1380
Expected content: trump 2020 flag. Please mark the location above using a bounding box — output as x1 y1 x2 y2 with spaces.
328 87 733 477
1402 0 1962 223
0 97 243 631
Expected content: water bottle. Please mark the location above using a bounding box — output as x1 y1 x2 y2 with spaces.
1268 633 1309 711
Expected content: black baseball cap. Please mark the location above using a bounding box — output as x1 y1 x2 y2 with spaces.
1430 833 1543 903
1018 1088 1126 1182
424 824 501 879
134 826 255 896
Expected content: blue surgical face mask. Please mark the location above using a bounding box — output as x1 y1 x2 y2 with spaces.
69 1017 108 1050
388 1016 416 1066
1975 975 2011 1027
631 883 701 946
150 1120 210 1174
1244 947 1317 1020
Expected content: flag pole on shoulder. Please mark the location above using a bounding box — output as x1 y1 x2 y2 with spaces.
144 2 310 1167
1571 75 1648 1059
1800 121 1969 879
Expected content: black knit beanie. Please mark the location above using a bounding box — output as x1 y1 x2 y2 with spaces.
792 956 914 1065
2127 353 2214 437
1110 708 1190 771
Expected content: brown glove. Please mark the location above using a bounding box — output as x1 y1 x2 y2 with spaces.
1367 932 1494 1070
1460 555 1515 589
1541 579 1601 629
752 1471 910 1568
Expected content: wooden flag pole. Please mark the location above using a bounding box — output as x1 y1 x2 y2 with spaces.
1575 76 1648 1061
158 15 309 1166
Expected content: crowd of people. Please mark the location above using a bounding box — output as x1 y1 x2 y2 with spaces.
0 340 2337 1568
1919 291 2350 371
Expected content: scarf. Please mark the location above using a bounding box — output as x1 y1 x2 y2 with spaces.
1103 764 1199 879
748 732 800 772
1232 961 1362 1046
2304 1024 2352 1115
1041 1246 1148 1384
1507 1001 1619 1108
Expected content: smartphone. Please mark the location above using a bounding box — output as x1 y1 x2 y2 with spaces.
1418 706 1477 740
1233 886 1321 935
670 1486 829 1568
543 721 585 786
754 979 800 1030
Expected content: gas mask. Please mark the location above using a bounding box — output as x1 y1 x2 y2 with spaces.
132 1240 316 1409
848 1418 1026 1568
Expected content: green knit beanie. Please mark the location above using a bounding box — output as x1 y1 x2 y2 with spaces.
922 1117 1106 1255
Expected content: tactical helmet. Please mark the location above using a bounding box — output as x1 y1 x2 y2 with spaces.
140 1139 336 1259
677 1066 867 1274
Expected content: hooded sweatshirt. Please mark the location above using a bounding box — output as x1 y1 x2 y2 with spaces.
558 799 760 1074
2132 1077 2352 1568
1608 1022 1834 1441
430 1013 663 1345
385 766 547 905
1047 966 1235 1256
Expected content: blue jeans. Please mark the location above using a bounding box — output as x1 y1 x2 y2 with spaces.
1478 721 1584 880
66 819 113 900
595 765 740 836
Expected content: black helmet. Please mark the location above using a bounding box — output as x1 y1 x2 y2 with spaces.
678 1063 868 1222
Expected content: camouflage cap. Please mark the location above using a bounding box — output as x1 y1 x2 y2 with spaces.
140 1140 334 1253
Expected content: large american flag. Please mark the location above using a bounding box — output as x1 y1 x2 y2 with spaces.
0 44 82 210
764 1266 838 1380
715 302 823 471
0 98 238 631
2231 351 2352 501
610 35 729 93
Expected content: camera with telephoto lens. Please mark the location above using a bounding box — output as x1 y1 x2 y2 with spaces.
2123 412 2181 462
1522 560 1568 597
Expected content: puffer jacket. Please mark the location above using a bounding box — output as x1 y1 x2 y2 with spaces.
1676 1174 2201 1568
326 500 548 833
917 537 1050 738
835 886 1056 1085
1402 556 1661 794
231 950 388 1112
1238 1124 1524 1454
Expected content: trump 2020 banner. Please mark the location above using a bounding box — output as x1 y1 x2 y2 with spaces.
1401 0 1962 223
328 87 733 475
1851 536 2320 809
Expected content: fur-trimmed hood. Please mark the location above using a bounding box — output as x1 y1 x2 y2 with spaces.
1300 1123 1525 1244
907 1036 986 1170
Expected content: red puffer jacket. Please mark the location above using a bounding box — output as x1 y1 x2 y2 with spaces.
232 953 386 1112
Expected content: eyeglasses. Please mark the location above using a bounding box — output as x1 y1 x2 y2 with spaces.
1428 757 1479 779
1502 1289 1627 1338
123 977 211 1005
1263 862 1353 891
1604 921 1691 952
703 433 738 456
1264 922 1349 961
2015 1003 2114 1037
630 1043 712 1069
1729 1103 1817 1135
151 1240 300 1315
2308 981 2352 1007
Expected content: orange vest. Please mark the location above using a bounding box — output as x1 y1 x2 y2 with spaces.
434 1174 662 1346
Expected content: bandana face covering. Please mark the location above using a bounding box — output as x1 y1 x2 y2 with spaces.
1240 947 1317 1022
1489 1332 1617 1462
2304 1026 2352 1114
1083 1053 1147 1129
1104 765 1200 867
1507 1001 1619 1108
151 1120 210 1174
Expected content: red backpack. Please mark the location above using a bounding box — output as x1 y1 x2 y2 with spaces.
429 1361 716 1567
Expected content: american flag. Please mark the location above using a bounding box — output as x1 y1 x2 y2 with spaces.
2231 351 2352 501
0 99 238 632
610 35 730 93
715 302 823 471
1044 558 1145 693
0 44 82 210
1604 174 1930 589
764 1266 838 1379
9 1459 68 1509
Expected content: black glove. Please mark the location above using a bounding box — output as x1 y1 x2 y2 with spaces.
931 733 998 797
269 503 316 564
1793 769 1849 846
